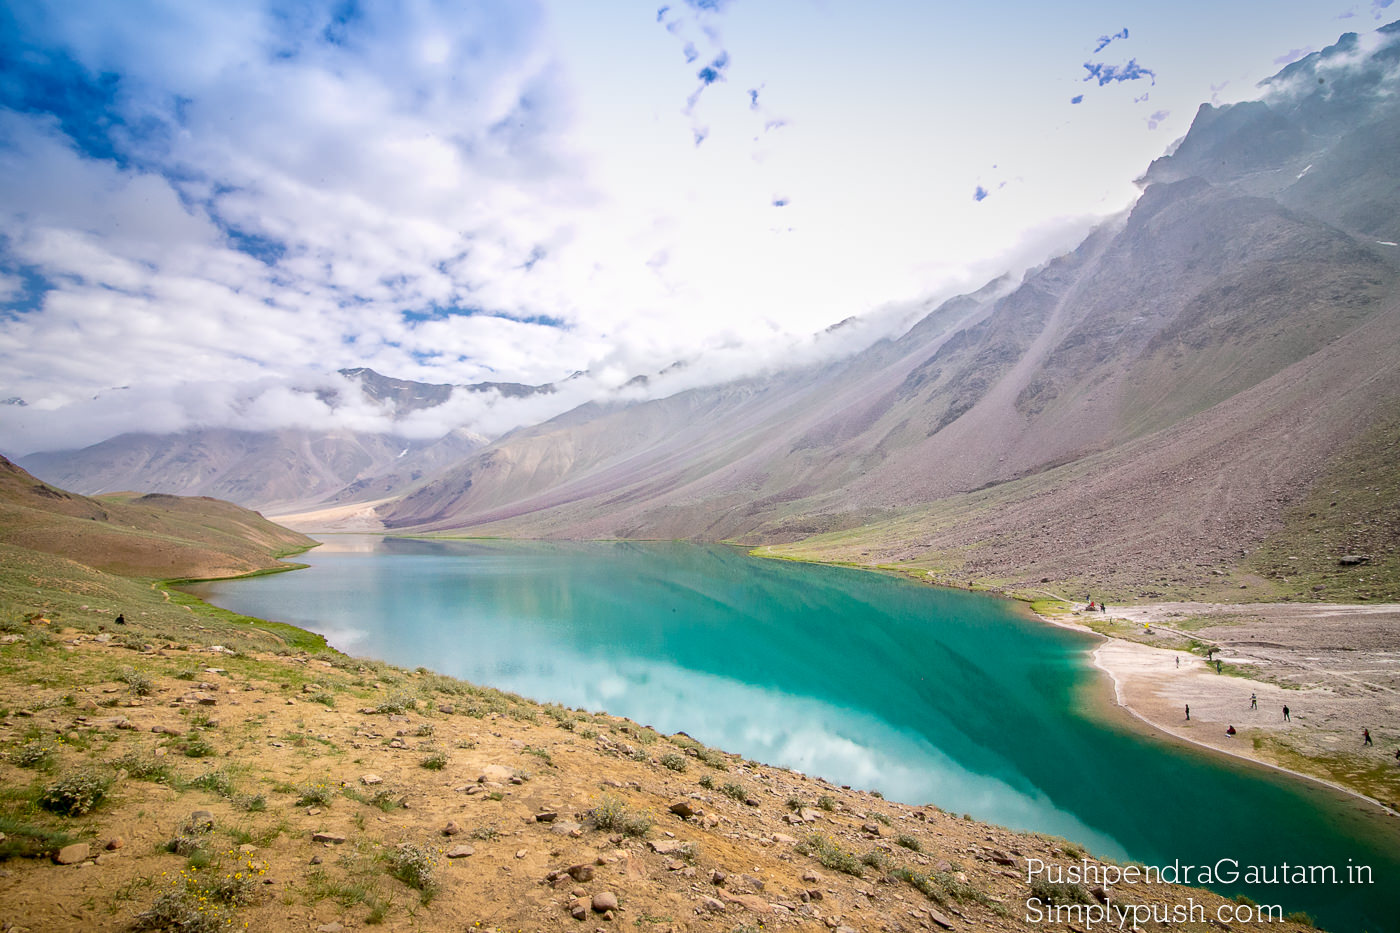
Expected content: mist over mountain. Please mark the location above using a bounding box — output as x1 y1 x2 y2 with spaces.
15 368 508 512
368 23 1400 595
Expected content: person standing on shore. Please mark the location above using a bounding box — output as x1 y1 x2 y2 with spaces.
1250 693 1257 710
1185 704 1190 721
1363 729 1372 746
1283 705 1291 722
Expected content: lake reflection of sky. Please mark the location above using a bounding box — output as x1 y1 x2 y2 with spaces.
189 537 1400 933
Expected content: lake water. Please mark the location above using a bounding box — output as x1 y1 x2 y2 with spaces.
187 537 1399 932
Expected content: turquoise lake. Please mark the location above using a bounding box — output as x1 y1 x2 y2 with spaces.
187 538 1400 932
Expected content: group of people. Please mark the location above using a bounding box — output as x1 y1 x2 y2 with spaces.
1189 700 1389 758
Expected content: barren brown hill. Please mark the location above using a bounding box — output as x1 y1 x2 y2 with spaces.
0 455 314 581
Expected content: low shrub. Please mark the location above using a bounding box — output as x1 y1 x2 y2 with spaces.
588 794 652 837
38 769 112 816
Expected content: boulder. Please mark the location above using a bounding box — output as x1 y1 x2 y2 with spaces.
54 843 89 865
649 839 687 855
477 764 514 783
668 799 701 819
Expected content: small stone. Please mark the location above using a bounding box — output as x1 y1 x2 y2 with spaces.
571 902 589 921
316 924 345 933
744 796 760 807
802 870 821 883
535 810 558 823
664 858 685 871
446 844 476 859
311 832 346 845
567 864 595 882
54 843 90 864
668 799 700 818
861 822 883 836
105 838 125 851
310 855 323 865
437 703 454 714
187 810 215 832
699 896 726 913
591 892 618 913
515 849 527 859
443 821 461 836
649 839 686 855
928 908 954 929
711 870 726 886
361 773 383 785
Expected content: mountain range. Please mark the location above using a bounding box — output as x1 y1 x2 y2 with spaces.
18 24 1400 599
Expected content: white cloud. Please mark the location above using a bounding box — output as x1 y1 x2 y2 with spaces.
0 0 1374 455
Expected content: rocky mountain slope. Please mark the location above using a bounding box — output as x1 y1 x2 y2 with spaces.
373 24 1400 600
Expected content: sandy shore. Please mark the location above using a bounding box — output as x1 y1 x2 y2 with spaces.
1039 601 1400 815
269 497 390 532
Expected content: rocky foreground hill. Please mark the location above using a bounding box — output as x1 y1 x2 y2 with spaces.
0 616 1322 933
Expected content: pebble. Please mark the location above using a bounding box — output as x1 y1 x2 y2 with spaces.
591 892 618 913
446 844 476 859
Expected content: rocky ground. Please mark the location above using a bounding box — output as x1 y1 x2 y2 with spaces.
0 619 1317 933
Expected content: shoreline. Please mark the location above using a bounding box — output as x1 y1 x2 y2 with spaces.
1031 603 1400 818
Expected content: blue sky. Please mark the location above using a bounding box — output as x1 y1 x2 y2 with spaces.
0 0 1391 453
